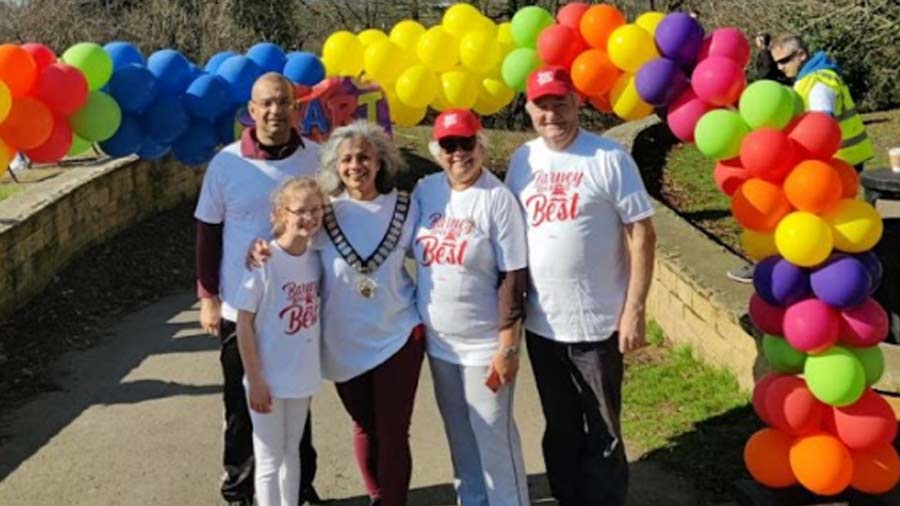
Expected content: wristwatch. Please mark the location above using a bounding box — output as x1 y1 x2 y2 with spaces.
500 345 520 359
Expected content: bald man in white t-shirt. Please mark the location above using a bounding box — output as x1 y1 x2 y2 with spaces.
505 67 656 506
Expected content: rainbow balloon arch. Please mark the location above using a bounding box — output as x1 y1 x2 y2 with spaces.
0 1 896 499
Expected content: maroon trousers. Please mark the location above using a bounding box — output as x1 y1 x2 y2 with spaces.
335 326 425 506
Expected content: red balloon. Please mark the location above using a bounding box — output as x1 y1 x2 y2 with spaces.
537 24 587 69
0 97 54 150
832 389 897 450
766 375 826 436
831 159 859 198
752 372 784 424
557 2 590 30
588 93 612 113
21 42 57 72
788 112 842 161
851 445 900 494
739 127 797 183
749 292 785 335
714 157 750 196
32 63 89 116
24 116 72 163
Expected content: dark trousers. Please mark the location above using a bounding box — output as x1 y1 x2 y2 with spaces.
526 331 629 506
335 326 425 506
220 319 318 502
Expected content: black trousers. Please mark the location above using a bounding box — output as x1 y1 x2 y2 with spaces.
220 319 318 502
526 331 629 506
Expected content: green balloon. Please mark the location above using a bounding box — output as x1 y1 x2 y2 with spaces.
763 334 807 373
69 91 122 142
68 134 92 157
804 345 866 407
62 42 113 91
501 48 540 93
694 109 750 161
788 87 804 118
849 345 884 386
510 6 554 49
739 80 794 130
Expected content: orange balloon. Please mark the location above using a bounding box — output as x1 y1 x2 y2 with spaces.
851 444 900 494
588 93 612 113
579 4 626 49
570 49 620 97
731 178 793 232
744 428 797 488
0 97 54 150
783 160 842 214
830 158 859 198
790 433 854 496
0 44 38 97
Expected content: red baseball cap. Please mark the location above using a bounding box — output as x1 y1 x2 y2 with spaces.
526 66 575 102
433 109 481 140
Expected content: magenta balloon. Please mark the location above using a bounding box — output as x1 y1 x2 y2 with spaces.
636 57 688 106
654 13 704 68
691 56 746 106
839 298 889 347
749 293 786 335
784 299 840 352
697 28 751 67
665 87 714 142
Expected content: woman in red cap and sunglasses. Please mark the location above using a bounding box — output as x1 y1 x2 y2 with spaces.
411 109 530 506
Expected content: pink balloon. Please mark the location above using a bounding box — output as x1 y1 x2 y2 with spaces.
839 298 889 347
666 87 714 142
784 299 840 353
749 292 786 335
21 42 57 72
691 56 746 106
697 28 751 67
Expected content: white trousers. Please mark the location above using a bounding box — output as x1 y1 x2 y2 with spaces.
430 356 530 506
247 396 311 506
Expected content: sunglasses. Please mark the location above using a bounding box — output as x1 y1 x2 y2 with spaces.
774 51 798 66
438 136 477 153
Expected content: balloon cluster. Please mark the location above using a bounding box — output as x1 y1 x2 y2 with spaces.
691 80 899 496
320 3 517 127
0 40 325 167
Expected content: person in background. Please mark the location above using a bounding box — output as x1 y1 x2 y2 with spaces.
752 33 789 84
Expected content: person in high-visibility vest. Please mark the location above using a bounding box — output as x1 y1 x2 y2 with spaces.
770 33 875 172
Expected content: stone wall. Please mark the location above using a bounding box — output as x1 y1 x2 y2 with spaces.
0 157 203 320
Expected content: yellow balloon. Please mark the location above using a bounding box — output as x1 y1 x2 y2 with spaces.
775 211 834 267
440 70 479 109
635 12 666 36
390 20 427 56
473 77 515 116
607 24 659 73
321 53 342 77
418 26 459 72
364 39 407 85
386 88 427 127
824 199 884 253
431 85 452 112
395 65 439 108
459 30 502 74
442 3 483 39
476 17 498 38
322 31 364 76
741 228 778 262
0 81 11 124
497 22 515 54
358 29 389 47
0 137 13 169
610 73 653 120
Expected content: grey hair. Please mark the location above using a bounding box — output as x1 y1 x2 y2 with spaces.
427 131 490 162
318 120 406 197
770 34 807 55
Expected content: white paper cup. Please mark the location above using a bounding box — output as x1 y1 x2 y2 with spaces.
890 147 900 172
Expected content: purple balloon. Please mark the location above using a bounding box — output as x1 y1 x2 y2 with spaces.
857 251 883 295
636 57 688 106
810 254 871 309
753 256 811 307
654 13 705 69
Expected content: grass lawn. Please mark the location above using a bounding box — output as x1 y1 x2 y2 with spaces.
0 184 21 202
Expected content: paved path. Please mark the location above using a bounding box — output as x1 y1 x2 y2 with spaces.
0 291 701 506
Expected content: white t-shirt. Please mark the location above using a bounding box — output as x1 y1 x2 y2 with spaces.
233 241 322 398
194 140 321 322
313 190 421 382
505 130 655 343
807 82 837 115
413 170 528 366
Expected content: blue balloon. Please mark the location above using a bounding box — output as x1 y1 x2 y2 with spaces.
147 49 193 96
283 52 325 86
108 64 158 114
104 41 144 71
205 50 239 74
215 109 240 145
99 114 144 157
137 139 171 160
216 55 263 104
247 42 287 74
185 74 230 122
173 122 219 165
189 63 206 81
141 95 190 144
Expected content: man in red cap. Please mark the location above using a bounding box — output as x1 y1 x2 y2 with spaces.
505 66 657 506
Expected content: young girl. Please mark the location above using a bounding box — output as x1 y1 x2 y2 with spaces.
234 177 325 506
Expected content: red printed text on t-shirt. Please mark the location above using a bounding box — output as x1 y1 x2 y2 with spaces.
279 281 318 334
524 170 583 227
415 213 474 266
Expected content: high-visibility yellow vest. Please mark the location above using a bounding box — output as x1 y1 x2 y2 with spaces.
794 69 874 166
